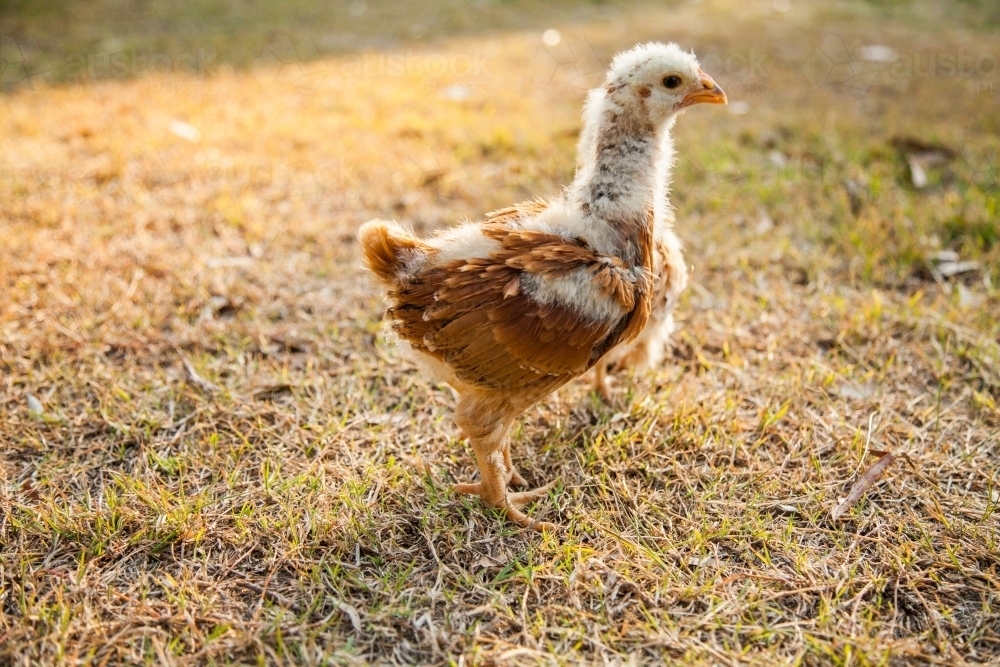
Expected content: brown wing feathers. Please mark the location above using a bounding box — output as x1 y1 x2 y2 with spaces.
380 223 653 391
481 198 550 232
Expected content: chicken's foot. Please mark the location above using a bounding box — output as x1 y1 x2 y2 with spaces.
453 435 556 532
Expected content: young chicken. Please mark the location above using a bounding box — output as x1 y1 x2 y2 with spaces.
359 43 726 531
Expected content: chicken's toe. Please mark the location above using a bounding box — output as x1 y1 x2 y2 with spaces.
455 480 558 532
509 511 557 533
506 480 558 509
508 468 528 488
500 501 558 533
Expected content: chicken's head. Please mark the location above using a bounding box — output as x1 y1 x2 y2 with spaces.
604 42 727 126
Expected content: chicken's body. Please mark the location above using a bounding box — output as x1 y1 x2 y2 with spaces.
593 214 687 399
359 43 725 530
482 202 687 402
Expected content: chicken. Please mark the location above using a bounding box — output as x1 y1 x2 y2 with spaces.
359 43 726 531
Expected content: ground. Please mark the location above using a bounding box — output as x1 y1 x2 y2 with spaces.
1 0 999 664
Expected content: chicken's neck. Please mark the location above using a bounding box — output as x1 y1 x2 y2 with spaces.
652 117 677 228
570 109 667 264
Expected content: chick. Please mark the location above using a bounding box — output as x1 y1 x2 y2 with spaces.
359 43 726 531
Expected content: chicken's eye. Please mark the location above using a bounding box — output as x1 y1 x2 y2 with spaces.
662 75 682 89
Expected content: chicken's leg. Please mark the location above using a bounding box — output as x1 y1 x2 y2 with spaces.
460 428 526 488
452 396 556 531
503 440 528 488
593 360 615 404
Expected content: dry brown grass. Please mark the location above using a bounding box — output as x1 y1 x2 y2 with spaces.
2 0 999 664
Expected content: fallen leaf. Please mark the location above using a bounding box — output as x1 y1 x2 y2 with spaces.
27 395 44 415
936 260 980 277
922 251 980 282
831 451 898 520
929 249 959 263
336 599 363 632
253 384 294 400
475 556 500 569
687 555 718 567
19 479 41 501
891 136 955 189
365 412 408 426
907 155 928 188
837 382 873 400
182 359 218 394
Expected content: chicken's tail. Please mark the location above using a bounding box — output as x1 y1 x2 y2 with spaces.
358 219 432 287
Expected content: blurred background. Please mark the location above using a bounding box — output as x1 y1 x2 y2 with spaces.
3 0 1000 83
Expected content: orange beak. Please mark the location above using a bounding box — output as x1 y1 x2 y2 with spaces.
682 70 727 107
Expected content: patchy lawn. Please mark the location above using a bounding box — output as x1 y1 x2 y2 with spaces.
1 0 999 664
